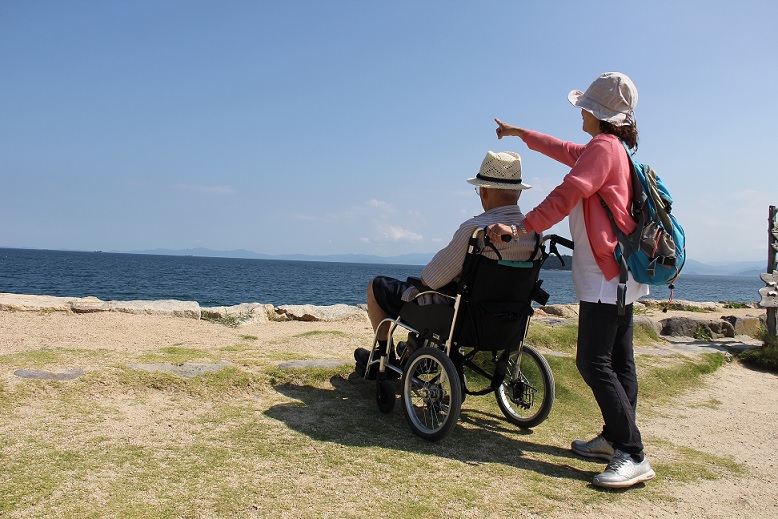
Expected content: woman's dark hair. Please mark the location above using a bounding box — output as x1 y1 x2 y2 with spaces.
600 114 639 151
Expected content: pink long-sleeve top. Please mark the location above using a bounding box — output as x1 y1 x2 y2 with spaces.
521 130 635 280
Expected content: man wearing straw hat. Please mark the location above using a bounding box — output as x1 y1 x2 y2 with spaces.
355 150 540 372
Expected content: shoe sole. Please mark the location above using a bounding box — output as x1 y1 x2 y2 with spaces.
571 446 614 461
592 468 656 489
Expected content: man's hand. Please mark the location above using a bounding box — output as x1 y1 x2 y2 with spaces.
495 118 525 140
486 223 514 243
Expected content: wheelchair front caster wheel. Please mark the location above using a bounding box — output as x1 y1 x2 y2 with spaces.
376 380 395 413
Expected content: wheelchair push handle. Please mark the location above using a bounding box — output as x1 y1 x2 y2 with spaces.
543 234 574 251
483 234 514 245
481 230 513 244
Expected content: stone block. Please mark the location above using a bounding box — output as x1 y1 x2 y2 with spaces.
111 300 201 319
70 296 111 313
720 315 765 338
659 316 735 338
277 304 366 322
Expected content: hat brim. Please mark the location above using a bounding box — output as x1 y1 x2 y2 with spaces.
467 177 531 190
568 89 631 126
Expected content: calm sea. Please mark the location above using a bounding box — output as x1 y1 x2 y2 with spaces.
0 247 766 307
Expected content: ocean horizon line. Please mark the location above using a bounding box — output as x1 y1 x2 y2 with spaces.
0 245 767 276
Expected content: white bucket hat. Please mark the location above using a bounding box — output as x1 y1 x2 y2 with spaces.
467 151 531 190
568 72 638 126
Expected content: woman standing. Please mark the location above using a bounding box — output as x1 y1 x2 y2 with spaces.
488 72 654 489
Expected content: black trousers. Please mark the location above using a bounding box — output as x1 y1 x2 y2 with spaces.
576 301 644 457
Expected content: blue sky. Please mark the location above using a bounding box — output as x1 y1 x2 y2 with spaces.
1 0 776 264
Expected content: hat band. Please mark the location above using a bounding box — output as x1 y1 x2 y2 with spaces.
476 173 522 184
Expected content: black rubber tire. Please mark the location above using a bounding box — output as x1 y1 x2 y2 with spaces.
495 344 555 428
401 346 462 441
376 380 396 413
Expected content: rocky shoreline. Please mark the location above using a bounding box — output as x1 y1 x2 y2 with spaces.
0 292 366 323
0 292 767 343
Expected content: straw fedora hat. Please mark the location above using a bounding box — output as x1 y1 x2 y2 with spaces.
467 151 531 190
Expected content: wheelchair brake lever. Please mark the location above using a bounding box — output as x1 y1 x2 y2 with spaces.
549 241 565 266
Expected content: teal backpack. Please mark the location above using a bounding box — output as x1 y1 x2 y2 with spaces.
600 142 686 314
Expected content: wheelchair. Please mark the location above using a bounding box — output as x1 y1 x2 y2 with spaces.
359 227 574 441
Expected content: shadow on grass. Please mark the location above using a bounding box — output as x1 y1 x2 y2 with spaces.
264 374 593 484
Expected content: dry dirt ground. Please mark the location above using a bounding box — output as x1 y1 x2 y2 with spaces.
1 305 776 517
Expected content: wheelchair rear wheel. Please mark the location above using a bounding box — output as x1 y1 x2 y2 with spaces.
401 346 462 441
496 344 554 428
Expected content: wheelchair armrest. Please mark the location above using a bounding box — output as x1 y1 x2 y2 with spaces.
407 277 458 297
406 276 426 292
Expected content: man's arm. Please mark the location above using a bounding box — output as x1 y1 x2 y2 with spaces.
420 223 474 289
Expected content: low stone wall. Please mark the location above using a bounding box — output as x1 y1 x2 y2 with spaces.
0 293 365 323
538 301 766 340
0 293 766 336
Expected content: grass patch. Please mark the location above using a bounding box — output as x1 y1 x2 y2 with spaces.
723 301 750 309
693 324 714 341
526 323 578 353
642 300 711 313
650 439 744 482
265 364 354 387
527 319 660 353
0 334 743 516
293 330 348 338
639 352 726 406
136 346 213 363
738 328 778 372
0 347 113 368
219 343 260 353
0 348 63 367
634 320 661 345
202 311 257 328
115 366 266 396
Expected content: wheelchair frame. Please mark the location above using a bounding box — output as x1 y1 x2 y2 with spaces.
361 227 574 441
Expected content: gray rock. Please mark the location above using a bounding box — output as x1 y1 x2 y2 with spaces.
14 368 84 380
659 316 735 338
538 304 579 318
719 315 765 338
70 296 111 313
277 304 366 322
200 303 274 324
111 300 201 319
634 315 661 335
0 293 80 312
127 361 233 378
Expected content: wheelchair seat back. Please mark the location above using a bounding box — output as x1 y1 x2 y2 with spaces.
454 257 541 352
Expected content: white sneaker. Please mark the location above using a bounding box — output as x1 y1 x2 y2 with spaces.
592 449 656 489
571 433 615 461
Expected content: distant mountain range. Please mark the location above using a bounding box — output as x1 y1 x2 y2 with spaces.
682 259 767 277
131 247 436 266
129 247 770 276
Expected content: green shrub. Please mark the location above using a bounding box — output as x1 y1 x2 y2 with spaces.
693 325 713 342
723 302 750 309
738 328 778 372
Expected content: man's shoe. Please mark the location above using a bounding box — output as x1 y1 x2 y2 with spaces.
592 449 656 489
571 433 615 461
353 348 376 380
